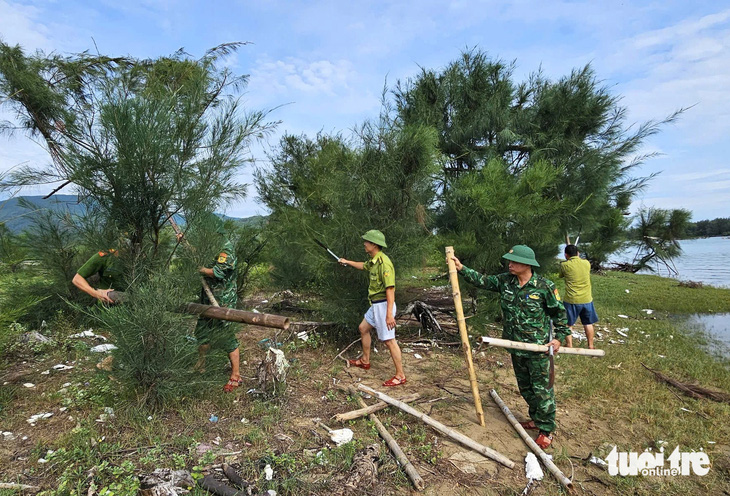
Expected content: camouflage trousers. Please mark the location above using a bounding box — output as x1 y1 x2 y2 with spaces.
511 354 556 433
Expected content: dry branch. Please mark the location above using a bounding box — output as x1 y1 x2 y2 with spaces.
489 389 573 492
358 384 514 469
349 387 425 491
0 483 41 493
642 363 730 403
334 392 420 422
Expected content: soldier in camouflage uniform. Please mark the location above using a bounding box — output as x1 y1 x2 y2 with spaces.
72 248 125 304
191 213 241 392
450 245 570 449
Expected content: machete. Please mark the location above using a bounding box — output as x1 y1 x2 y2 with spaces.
548 321 555 389
314 238 342 262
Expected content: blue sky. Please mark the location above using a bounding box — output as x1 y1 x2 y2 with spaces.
1 0 728 221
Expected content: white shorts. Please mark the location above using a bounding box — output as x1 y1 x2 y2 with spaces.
364 301 397 341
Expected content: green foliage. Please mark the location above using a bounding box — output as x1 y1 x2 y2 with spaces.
257 115 439 329
625 207 692 273
394 48 681 268
687 217 730 238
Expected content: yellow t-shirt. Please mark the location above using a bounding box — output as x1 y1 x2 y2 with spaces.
362 251 395 303
558 256 592 304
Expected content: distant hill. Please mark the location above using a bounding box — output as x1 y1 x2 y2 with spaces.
0 195 266 232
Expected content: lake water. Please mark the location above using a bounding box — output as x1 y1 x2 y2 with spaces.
611 237 730 288
611 237 730 357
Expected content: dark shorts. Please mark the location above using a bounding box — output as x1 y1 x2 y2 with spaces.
565 302 599 326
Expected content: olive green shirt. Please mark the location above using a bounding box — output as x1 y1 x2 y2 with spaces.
558 256 593 304
76 250 124 290
362 251 395 304
460 266 570 357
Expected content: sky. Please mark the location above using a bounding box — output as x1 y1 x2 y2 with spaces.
1 0 728 221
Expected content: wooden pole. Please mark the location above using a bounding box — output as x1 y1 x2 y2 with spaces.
334 393 420 422
482 337 605 357
182 303 290 330
445 246 485 427
489 389 573 492
349 387 425 491
358 384 514 469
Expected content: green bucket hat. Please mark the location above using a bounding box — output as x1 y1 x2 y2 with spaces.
361 229 387 248
502 244 540 267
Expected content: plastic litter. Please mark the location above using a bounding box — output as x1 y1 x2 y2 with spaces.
617 314 629 319
52 364 74 371
27 412 53 424
414 353 423 359
525 452 544 480
23 383 35 388
264 463 273 480
209 414 218 423
90 344 117 353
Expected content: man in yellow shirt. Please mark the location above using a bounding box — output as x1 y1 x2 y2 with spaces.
339 230 406 387
558 245 599 349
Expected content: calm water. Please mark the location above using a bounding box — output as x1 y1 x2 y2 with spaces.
611 237 730 355
611 236 730 288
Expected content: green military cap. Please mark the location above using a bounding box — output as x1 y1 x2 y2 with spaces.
362 229 387 248
502 244 540 267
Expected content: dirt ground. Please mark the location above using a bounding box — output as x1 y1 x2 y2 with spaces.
0 289 654 495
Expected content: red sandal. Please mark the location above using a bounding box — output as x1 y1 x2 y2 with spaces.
535 432 553 449
348 358 371 370
382 376 407 387
223 376 243 393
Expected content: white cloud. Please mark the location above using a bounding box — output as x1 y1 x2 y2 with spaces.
0 0 52 50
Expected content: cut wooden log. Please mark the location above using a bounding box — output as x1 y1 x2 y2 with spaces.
445 246 485 427
482 337 605 357
182 302 290 330
349 387 425 491
489 389 573 492
335 443 380 496
358 384 514 469
334 392 421 422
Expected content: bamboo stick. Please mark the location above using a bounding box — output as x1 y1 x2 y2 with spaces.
182 302 290 330
358 384 514 469
349 387 425 491
445 246 486 427
482 337 605 357
489 389 573 492
334 393 421 422
168 215 220 307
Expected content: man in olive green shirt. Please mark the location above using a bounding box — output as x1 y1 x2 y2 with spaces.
72 249 124 304
339 230 406 387
558 244 598 349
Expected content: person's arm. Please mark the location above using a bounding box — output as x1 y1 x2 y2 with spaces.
385 286 396 330
198 267 215 277
558 261 566 278
339 258 365 270
72 273 115 304
448 255 500 292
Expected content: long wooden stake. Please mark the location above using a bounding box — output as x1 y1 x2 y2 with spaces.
182 302 290 330
482 337 605 357
489 389 573 492
334 393 420 422
358 384 514 469
445 246 485 427
349 387 425 491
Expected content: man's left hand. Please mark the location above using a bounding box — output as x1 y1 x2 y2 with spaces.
386 315 396 330
546 339 561 354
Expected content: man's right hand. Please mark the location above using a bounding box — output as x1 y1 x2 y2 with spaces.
96 288 116 304
338 258 349 267
448 255 463 271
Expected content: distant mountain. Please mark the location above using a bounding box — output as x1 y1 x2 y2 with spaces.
0 195 266 232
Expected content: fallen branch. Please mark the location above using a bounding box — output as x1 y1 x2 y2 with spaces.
334 392 420 422
641 363 730 403
222 463 249 489
0 482 41 493
482 337 605 357
358 384 514 469
349 387 425 491
198 474 245 496
333 338 361 364
489 389 572 492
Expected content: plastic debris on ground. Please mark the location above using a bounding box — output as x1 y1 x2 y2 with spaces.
27 412 53 425
264 463 274 480
617 314 629 319
69 329 107 340
209 414 218 423
616 328 629 337
2 431 15 441
23 383 35 388
90 344 117 353
296 331 309 341
52 364 74 371
642 309 654 314
414 353 423 359
525 452 544 480
589 455 608 469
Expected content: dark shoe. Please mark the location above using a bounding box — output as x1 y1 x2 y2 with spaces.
348 358 371 370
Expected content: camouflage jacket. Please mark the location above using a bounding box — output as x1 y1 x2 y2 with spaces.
460 266 570 357
201 239 238 307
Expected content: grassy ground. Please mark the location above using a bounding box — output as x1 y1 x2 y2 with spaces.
1 269 730 495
